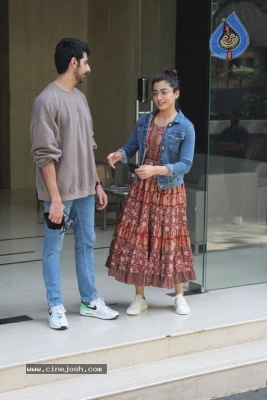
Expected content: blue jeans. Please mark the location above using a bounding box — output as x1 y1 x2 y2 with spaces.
43 196 97 307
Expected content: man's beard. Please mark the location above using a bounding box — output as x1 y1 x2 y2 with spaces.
74 70 86 84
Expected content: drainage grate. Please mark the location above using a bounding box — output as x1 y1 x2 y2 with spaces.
166 290 201 297
0 315 33 325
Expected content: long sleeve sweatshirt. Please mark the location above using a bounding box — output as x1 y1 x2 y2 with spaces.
30 83 97 201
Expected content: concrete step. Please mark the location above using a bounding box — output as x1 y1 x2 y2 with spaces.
0 318 266 396
0 338 266 400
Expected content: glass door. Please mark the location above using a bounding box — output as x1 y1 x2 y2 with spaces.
206 0 267 289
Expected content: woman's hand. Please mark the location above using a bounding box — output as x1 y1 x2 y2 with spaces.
135 165 169 179
107 151 123 169
134 165 156 180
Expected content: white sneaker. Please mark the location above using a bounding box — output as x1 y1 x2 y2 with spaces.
80 298 119 320
231 216 243 225
126 294 148 315
48 305 68 330
174 294 190 315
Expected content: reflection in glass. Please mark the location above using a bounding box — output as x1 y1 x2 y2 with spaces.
206 0 267 289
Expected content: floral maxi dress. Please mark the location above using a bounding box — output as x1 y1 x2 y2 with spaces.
105 120 196 288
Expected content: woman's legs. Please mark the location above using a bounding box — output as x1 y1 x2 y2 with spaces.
173 282 190 315
174 282 183 295
128 282 190 315
135 284 145 298
126 285 147 315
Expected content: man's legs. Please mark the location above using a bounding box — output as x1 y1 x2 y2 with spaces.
43 201 73 330
70 195 97 302
71 195 119 319
43 201 71 306
43 196 118 322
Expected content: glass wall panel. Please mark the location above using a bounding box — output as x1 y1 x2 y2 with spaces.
206 0 267 289
175 0 212 293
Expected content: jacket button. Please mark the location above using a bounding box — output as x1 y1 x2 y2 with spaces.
162 146 164 150
160 185 163 188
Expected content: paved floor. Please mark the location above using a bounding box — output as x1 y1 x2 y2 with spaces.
214 387 267 399
1 188 267 399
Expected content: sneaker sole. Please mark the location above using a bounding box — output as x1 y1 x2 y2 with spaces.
79 309 119 320
126 306 148 316
126 310 142 315
175 308 190 315
48 320 68 330
50 325 68 330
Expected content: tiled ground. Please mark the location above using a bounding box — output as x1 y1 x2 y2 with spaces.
0 188 267 376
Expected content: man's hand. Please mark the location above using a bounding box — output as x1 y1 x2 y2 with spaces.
42 164 65 223
96 185 108 210
48 200 65 224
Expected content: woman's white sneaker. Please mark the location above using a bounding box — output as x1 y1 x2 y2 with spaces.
126 295 148 315
173 294 190 315
48 305 68 330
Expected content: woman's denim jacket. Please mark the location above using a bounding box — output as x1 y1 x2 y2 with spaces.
118 109 195 190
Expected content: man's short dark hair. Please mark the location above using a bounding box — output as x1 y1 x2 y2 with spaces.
54 38 91 74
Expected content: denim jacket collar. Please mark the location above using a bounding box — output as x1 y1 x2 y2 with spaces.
150 109 185 125
119 108 195 190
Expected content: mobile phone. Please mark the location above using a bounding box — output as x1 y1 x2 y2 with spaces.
127 163 139 173
44 213 64 229
43 211 73 231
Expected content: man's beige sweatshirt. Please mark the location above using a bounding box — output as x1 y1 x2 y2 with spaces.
30 83 97 201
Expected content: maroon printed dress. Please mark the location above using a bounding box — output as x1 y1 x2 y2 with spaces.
105 119 196 288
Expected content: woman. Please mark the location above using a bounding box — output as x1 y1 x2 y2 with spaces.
106 68 196 316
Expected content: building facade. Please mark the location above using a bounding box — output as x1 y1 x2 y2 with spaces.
0 0 266 291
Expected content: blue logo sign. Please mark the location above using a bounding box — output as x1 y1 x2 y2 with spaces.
209 12 250 60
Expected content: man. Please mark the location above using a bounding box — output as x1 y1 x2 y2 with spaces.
30 38 119 330
219 111 248 162
219 110 249 224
